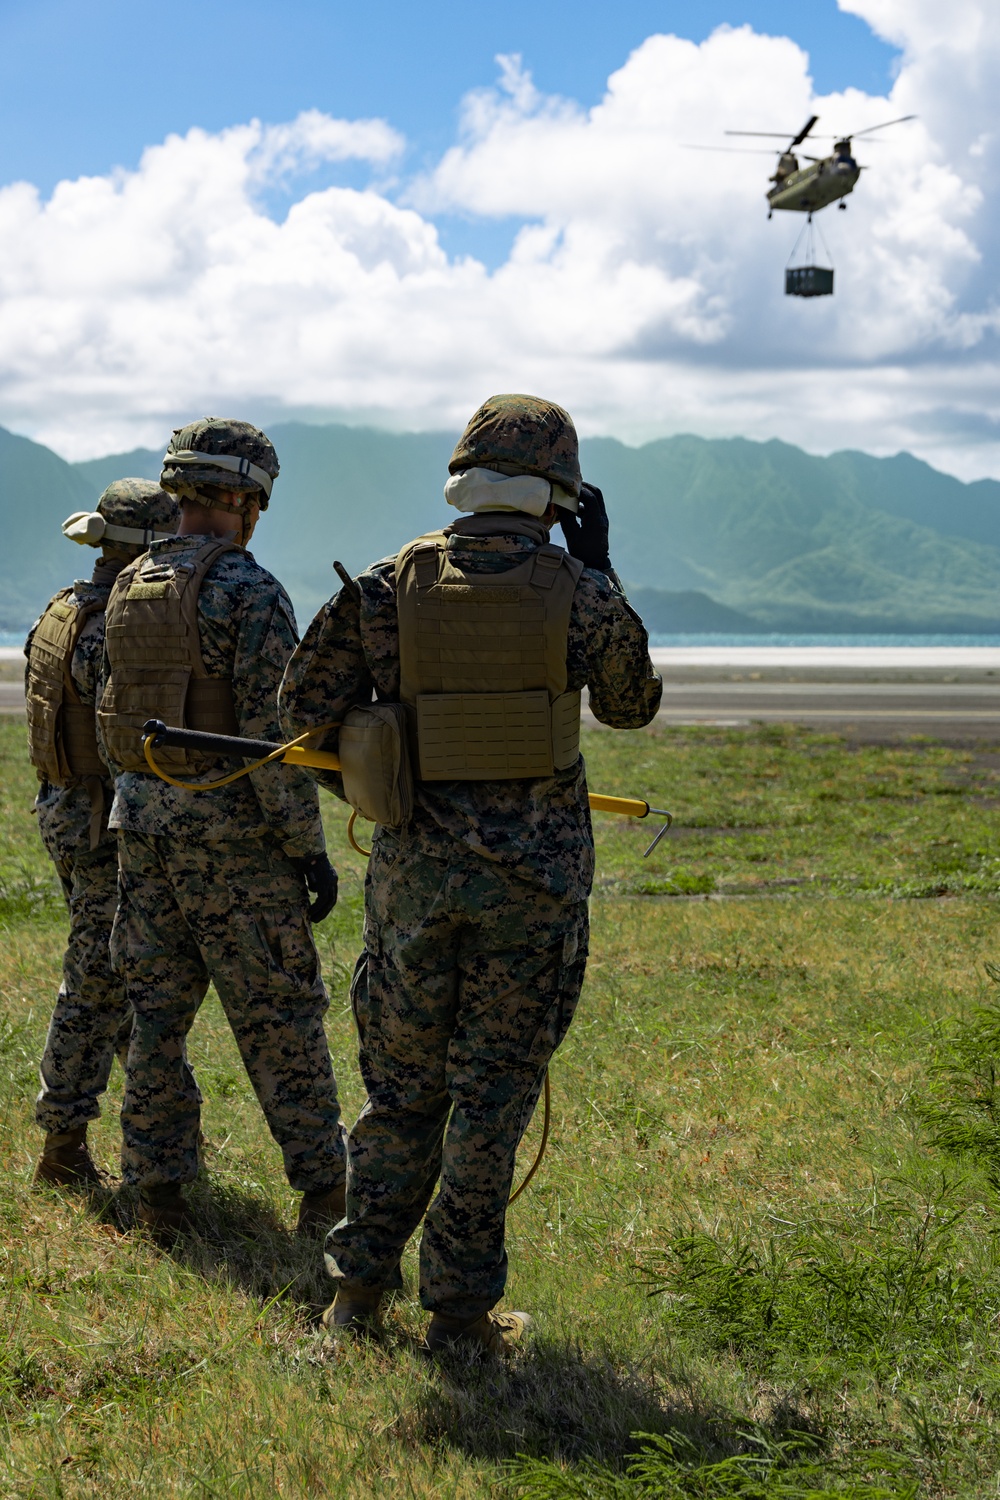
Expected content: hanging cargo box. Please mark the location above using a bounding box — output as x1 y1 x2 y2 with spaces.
785 265 834 298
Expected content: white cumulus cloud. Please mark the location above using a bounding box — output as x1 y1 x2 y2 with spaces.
0 4 997 477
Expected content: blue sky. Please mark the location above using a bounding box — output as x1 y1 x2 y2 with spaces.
0 0 996 480
0 0 902 270
1 0 898 193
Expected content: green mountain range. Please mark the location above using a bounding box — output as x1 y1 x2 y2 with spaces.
3 421 1000 635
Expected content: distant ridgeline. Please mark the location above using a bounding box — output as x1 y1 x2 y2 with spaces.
3 422 1000 635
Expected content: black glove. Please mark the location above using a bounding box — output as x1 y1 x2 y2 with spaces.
292 852 339 923
557 481 612 573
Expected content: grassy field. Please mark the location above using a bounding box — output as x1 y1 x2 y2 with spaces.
4 716 1000 1496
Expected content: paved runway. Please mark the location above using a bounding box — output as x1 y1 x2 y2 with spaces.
6 648 1000 742
595 650 1000 742
640 679 1000 742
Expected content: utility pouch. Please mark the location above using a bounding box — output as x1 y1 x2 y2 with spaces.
338 704 414 828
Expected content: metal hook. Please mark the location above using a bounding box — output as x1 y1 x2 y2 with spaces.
643 808 673 858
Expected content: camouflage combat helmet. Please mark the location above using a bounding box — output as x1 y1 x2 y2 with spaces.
448 394 582 499
160 417 280 510
61 479 179 551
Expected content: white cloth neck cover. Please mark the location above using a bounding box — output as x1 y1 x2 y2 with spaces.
444 467 578 516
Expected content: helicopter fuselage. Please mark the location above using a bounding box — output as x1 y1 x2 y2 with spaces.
767 154 860 214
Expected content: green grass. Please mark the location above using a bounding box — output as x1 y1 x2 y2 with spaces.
591 722 1000 898
5 717 1000 1495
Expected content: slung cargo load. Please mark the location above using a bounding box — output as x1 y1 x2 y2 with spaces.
784 216 835 299
785 265 835 298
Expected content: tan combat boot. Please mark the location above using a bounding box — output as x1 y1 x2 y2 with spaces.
424 1309 532 1355
297 1183 346 1237
34 1126 102 1187
137 1185 191 1243
321 1281 385 1337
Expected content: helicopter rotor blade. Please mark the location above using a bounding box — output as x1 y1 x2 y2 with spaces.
725 114 819 151
790 114 820 147
683 144 783 155
847 114 917 140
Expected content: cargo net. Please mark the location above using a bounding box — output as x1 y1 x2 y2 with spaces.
785 217 834 298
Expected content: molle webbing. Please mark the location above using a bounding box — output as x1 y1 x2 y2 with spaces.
99 539 239 774
26 591 107 784
415 692 556 779
395 530 583 781
184 680 241 735
61 704 107 778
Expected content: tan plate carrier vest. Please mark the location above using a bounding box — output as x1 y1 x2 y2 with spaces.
26 589 108 785
99 539 241 775
395 530 584 781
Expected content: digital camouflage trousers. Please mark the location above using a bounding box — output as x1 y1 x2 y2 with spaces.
111 830 347 1194
35 780 132 1133
326 831 589 1322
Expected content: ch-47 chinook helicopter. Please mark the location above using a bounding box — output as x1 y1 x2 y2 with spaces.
689 113 916 296
721 113 917 219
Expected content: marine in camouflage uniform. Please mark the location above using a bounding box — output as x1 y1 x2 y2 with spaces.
100 419 347 1237
26 479 179 1186
280 394 662 1350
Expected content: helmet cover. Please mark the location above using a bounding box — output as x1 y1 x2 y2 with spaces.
448 394 582 499
97 478 179 534
160 417 279 509
61 478 179 550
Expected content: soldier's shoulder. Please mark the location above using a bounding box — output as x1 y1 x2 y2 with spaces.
75 608 107 642
42 583 77 611
572 566 617 612
207 543 265 579
24 587 71 652
27 583 79 633
71 578 110 608
205 546 286 601
355 556 399 602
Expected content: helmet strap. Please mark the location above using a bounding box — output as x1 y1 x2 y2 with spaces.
208 492 257 546
191 489 259 546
